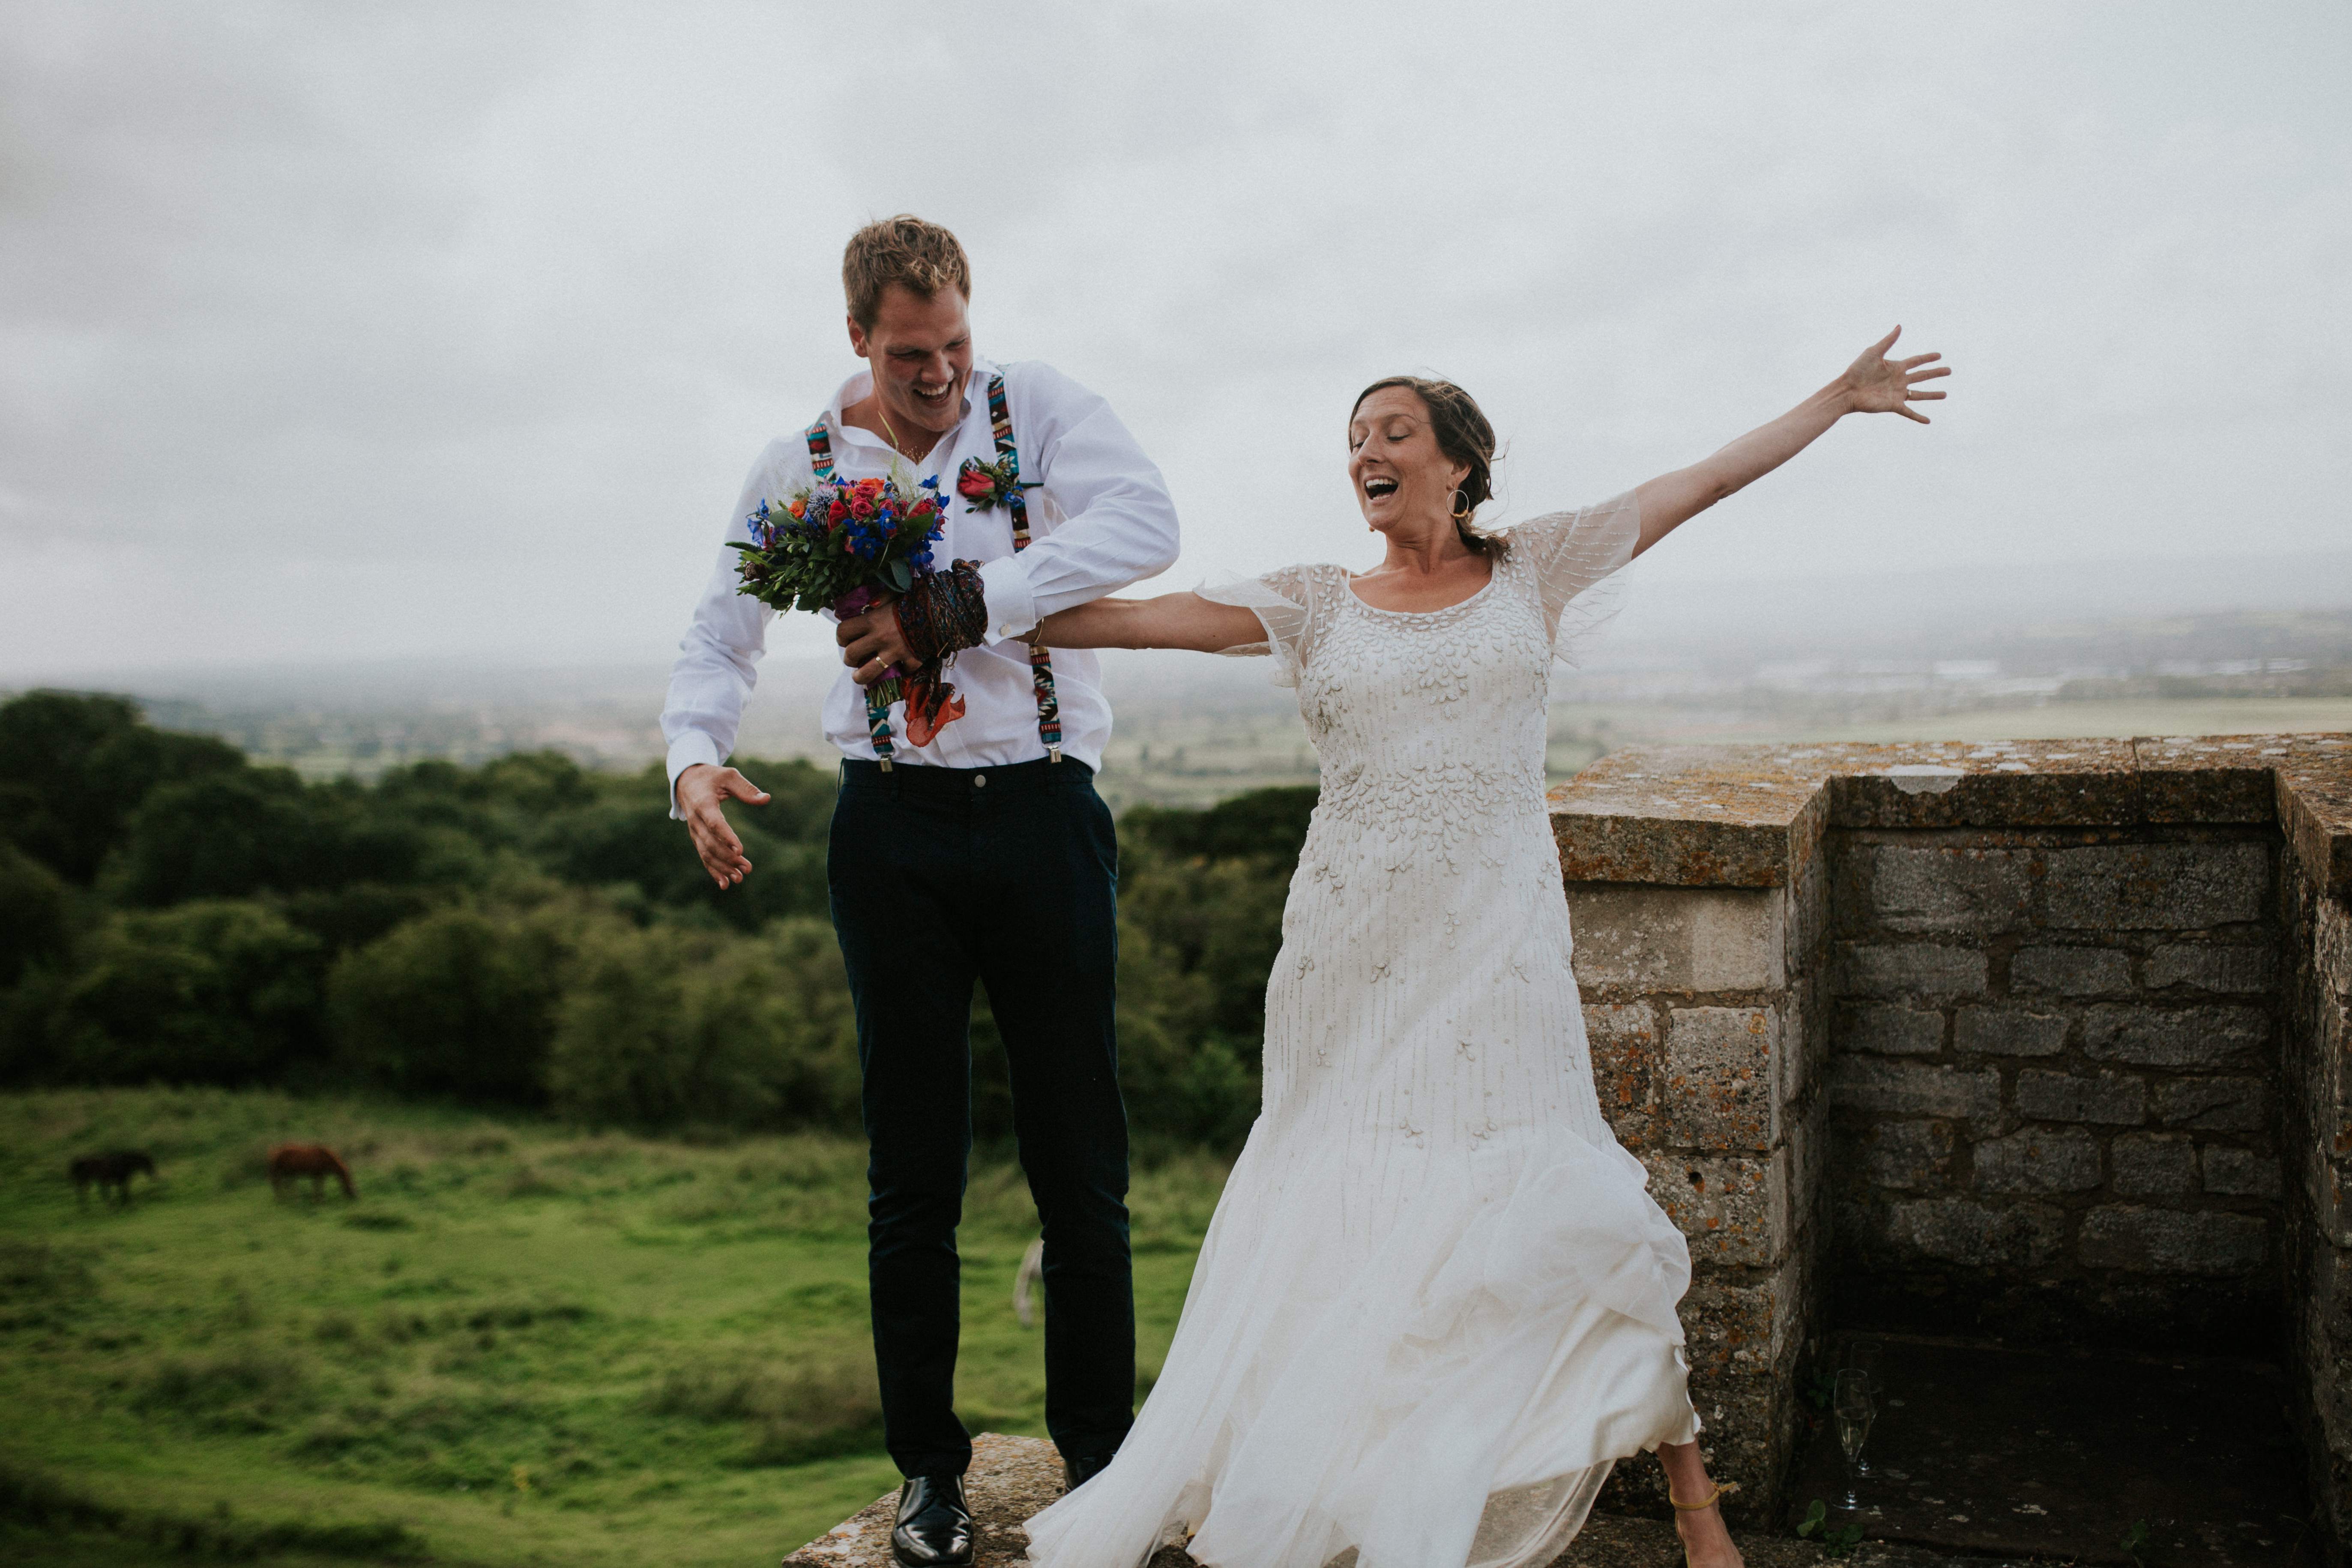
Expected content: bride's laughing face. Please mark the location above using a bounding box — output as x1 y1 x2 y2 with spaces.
1349 387 1469 536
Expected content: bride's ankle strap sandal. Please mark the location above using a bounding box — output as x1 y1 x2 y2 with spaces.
1670 1480 1740 1511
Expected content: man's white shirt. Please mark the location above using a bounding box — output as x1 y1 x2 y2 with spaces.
661 358 1179 813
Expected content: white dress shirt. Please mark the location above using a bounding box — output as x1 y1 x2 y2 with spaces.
661 358 1179 811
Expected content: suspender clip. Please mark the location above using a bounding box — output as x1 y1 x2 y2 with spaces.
878 758 892 773
1048 745 1062 765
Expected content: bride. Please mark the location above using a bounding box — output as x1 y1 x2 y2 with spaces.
1010 330 1948 1568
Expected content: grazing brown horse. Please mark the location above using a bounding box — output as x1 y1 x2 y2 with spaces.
267 1143 356 1200
70 1150 156 1206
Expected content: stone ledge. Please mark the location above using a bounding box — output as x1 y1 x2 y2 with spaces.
778 1432 1825 1568
784 1433 1067 1568
1550 735 2352 891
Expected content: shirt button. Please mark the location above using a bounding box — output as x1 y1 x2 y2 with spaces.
973 774 987 788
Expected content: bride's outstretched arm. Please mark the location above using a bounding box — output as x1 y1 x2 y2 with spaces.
1630 326 1948 558
1030 591 1267 653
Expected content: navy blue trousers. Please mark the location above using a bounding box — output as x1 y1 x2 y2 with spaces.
827 756 1135 1478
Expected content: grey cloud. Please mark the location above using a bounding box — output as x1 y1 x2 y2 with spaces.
2 0 2346 676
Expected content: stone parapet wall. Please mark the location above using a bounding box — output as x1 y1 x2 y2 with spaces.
1825 825 2282 1345
1549 733 2352 1538
2286 845 2352 1560
1568 876 1828 1518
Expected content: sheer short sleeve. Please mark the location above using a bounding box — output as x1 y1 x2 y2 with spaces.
1195 564 1322 688
1498 489 1642 663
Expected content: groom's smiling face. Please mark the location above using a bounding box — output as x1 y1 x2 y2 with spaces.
848 284 975 442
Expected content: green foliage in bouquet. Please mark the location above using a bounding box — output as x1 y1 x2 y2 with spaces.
727 472 946 618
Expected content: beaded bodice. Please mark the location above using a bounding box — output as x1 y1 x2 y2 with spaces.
1291 559 1555 859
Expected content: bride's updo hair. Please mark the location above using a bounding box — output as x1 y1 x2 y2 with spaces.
1351 375 1500 556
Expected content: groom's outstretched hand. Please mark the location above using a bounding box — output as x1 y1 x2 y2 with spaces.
676 763 771 888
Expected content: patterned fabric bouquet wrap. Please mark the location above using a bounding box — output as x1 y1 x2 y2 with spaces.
727 469 967 743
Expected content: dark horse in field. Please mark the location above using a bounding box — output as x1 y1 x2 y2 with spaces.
70 1150 157 1206
267 1143 356 1201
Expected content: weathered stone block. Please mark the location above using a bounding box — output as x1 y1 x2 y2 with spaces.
1567 885 1784 992
2134 739 2283 823
1825 741 2142 828
2042 842 2269 931
1881 1197 2065 1268
1836 943 1988 999
2078 1207 2268 1275
1665 1006 1778 1152
2318 1164 2352 1254
1837 1001 1943 1056
1829 1057 2000 1122
2011 946 2134 996
2327 997 2352 1155
1775 979 1818 1108
2015 1069 2147 1125
1864 844 2035 934
780 1432 1068 1568
2155 1076 2271 1133
1852 1119 1957 1192
2079 1004 2268 1069
2203 1146 2285 1198
2146 943 2277 994
2316 892 2352 987
1975 1127 2103 1194
1584 1002 1659 1150
1643 1150 1787 1267
2110 1133 2197 1201
1953 1006 2068 1058
1551 755 1818 886
1678 1276 1783 1380
1786 853 1828 981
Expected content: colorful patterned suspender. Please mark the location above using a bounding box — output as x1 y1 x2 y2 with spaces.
803 376 1062 768
987 374 1064 763
805 420 901 767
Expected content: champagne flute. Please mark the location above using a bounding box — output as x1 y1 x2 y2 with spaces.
1833 1369 1875 1510
1844 1341 1884 1475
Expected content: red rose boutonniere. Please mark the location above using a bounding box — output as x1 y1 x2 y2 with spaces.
955 452 1041 513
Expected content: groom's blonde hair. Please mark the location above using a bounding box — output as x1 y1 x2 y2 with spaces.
844 216 972 329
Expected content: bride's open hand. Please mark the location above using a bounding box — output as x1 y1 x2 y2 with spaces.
1841 326 1949 423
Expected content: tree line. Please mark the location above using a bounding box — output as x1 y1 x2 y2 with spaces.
0 691 1311 1149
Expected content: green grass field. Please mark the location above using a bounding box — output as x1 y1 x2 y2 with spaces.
0 1089 1226 1567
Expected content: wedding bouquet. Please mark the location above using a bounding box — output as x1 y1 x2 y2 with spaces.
728 469 957 733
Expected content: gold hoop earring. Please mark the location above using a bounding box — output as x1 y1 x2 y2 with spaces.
1450 488 1472 521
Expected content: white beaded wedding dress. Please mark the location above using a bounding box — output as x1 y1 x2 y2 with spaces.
1023 494 1700 1568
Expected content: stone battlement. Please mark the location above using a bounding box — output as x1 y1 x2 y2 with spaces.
1548 733 2352 1541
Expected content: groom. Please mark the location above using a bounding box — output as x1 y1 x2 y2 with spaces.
661 216 1178 1567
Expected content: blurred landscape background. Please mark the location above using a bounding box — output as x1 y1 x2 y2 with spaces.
45 544 2352 803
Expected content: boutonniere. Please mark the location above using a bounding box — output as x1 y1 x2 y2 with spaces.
955 452 1042 513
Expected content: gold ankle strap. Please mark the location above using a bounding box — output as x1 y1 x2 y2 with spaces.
1670 1481 1740 1511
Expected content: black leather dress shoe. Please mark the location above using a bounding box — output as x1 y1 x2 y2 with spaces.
1062 1451 1116 1491
889 1472 973 1568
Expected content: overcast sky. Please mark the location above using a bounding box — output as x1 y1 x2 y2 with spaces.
3 1 2346 680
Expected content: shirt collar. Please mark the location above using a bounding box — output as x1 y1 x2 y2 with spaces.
821 358 998 453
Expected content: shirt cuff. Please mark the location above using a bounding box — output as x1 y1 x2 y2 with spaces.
665 734 726 820
976 555 1039 641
